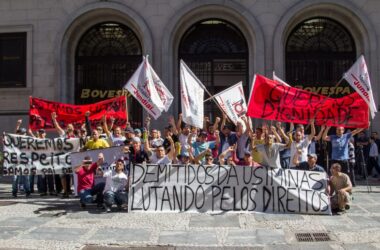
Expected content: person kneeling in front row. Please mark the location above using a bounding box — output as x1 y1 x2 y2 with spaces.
75 154 105 208
98 159 129 213
329 163 352 214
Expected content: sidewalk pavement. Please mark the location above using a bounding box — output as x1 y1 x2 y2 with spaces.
0 176 379 250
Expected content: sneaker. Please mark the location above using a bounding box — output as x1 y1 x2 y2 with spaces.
80 203 86 209
105 207 111 213
12 193 17 198
25 192 31 198
336 209 346 215
62 193 69 199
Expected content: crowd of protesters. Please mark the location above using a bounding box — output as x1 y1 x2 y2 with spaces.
8 112 380 215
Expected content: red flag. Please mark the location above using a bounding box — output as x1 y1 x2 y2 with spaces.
247 75 369 128
29 96 127 130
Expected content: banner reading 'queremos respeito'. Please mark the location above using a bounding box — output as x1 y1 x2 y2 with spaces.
2 133 81 175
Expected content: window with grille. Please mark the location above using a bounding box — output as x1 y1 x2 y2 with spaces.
286 17 356 97
75 22 142 126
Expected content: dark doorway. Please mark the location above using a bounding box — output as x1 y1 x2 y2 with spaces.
75 22 143 127
179 19 249 121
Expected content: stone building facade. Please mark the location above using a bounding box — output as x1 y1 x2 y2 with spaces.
0 0 378 133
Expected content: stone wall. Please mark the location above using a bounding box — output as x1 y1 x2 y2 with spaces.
0 0 378 133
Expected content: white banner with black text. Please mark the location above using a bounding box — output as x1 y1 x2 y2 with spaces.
2 133 81 175
129 164 331 215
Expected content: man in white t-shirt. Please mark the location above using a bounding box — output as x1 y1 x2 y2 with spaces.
150 128 164 148
146 136 176 165
289 120 315 168
101 159 129 213
178 124 191 151
101 115 126 146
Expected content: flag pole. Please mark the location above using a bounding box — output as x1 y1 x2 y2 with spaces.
181 59 231 123
204 94 216 103
199 84 232 123
125 91 129 124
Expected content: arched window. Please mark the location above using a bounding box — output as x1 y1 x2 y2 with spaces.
286 17 356 96
75 22 142 126
179 19 249 119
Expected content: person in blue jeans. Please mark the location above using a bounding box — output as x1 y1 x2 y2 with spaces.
11 121 31 197
322 126 364 181
74 154 105 208
99 159 129 213
12 175 31 198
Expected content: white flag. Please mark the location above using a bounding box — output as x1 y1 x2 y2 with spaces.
180 60 204 128
214 82 247 125
148 63 174 112
123 57 165 119
344 55 377 118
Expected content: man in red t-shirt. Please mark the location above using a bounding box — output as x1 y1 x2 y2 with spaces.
74 154 105 208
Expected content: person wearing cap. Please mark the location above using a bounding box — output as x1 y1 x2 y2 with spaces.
177 150 191 165
98 159 129 213
237 150 260 167
124 126 135 145
188 130 218 159
37 129 56 196
134 128 142 138
31 127 56 196
292 153 325 172
74 154 106 208
127 136 149 164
